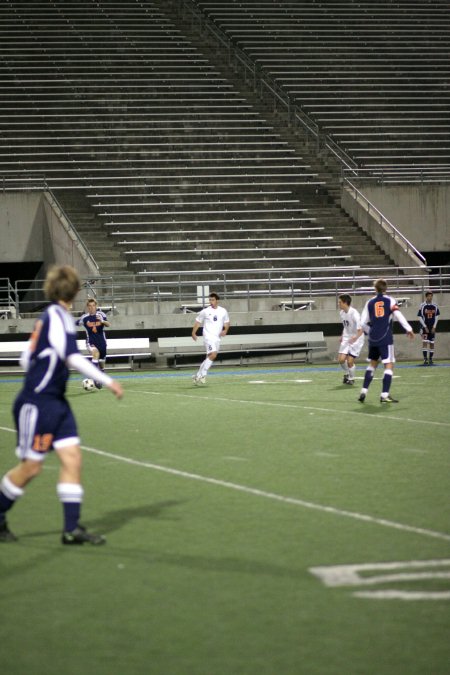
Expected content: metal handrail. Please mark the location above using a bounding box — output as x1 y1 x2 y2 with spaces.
43 188 100 276
0 278 18 317
343 179 427 267
9 265 449 316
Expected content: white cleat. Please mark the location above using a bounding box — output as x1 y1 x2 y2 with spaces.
192 374 200 385
199 376 206 385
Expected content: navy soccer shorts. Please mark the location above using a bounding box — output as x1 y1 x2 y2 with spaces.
13 394 79 462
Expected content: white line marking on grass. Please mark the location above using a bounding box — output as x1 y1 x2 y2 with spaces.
79 445 450 543
131 390 450 429
311 559 450 600
222 455 249 462
400 447 428 454
354 590 450 600
1 427 449 543
247 379 312 384
315 452 339 458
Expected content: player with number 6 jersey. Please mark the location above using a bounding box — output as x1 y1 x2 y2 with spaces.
357 278 414 404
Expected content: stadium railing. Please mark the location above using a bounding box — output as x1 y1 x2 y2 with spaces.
4 265 449 317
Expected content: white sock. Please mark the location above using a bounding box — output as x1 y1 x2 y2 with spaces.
348 365 356 380
199 358 214 377
57 483 84 503
1 475 25 501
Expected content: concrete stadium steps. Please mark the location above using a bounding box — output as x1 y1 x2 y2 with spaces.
0 0 400 284
54 190 130 276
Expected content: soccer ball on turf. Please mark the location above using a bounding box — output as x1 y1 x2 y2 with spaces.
82 378 95 391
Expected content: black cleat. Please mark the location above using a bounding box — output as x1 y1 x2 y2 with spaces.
345 379 355 385
342 375 349 384
429 359 434 366
423 360 429 366
0 520 18 542
62 525 106 546
380 395 399 403
358 393 366 403
94 381 103 390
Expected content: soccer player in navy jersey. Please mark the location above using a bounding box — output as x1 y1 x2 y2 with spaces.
0 265 123 545
417 291 440 365
357 278 414 404
76 298 110 388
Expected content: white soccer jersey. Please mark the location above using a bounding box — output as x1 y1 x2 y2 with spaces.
196 305 229 341
340 306 362 338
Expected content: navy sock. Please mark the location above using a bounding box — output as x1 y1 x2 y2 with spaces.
63 502 81 532
363 368 374 389
0 491 15 524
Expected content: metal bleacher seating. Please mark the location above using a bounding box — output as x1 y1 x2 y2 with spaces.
0 0 402 294
189 0 450 182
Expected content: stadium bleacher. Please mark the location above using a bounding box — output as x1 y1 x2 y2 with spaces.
187 0 450 181
2 0 443 294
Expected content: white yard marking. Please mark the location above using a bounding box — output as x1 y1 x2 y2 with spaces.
222 455 249 462
310 559 450 600
315 452 339 458
247 379 312 384
354 590 450 600
1 414 449 545
80 446 450 543
132 389 450 429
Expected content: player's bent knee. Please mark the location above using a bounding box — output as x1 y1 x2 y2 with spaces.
21 459 43 480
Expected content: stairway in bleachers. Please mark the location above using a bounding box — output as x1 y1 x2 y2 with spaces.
0 0 396 291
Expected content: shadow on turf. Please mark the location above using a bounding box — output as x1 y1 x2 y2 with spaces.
88 499 185 534
12 500 184 542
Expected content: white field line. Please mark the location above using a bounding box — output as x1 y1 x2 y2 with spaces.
1 424 448 542
132 388 450 429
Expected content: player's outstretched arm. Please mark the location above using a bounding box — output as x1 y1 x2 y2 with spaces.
107 380 123 399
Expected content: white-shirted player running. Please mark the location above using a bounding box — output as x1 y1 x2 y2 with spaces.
191 292 230 384
338 294 365 385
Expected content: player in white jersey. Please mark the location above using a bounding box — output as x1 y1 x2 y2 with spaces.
0 265 123 545
191 292 230 384
337 294 365 385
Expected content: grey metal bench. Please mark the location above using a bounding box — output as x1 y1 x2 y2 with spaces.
157 331 326 367
0 338 152 371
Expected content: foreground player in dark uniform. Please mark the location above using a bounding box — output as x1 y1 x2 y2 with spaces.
0 265 123 545
417 291 440 365
76 298 110 388
357 278 414 403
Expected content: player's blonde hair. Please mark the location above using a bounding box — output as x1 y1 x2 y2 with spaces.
43 265 81 303
374 278 387 294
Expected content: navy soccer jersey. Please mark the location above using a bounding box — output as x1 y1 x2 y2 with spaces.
21 303 79 398
76 309 108 356
361 294 402 347
417 301 440 330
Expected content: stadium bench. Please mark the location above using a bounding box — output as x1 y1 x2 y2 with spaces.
0 306 17 319
157 331 326 367
180 304 205 314
0 338 152 371
278 299 316 311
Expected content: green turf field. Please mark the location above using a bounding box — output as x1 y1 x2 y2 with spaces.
0 362 449 675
